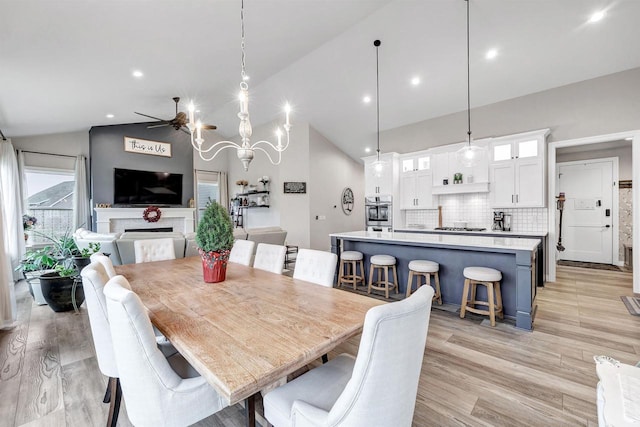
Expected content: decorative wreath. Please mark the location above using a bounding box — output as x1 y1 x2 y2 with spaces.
143 206 162 223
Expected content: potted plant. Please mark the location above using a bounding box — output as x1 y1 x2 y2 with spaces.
71 241 101 272
17 229 86 312
22 214 37 241
195 200 234 283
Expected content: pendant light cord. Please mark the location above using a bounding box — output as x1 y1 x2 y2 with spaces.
466 0 472 145
375 39 381 161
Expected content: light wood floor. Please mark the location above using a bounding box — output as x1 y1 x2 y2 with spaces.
1 265 637 426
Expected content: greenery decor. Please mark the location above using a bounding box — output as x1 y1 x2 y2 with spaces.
196 201 234 253
195 200 234 283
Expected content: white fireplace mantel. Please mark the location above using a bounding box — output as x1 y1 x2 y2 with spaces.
95 208 196 234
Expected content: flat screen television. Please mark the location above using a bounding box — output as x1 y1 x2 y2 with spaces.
114 168 183 206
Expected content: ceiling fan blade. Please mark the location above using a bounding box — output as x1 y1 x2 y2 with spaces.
147 123 170 129
135 112 166 121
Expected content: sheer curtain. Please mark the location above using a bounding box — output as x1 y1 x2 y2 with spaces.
0 140 22 327
16 150 27 214
219 171 228 209
73 155 90 230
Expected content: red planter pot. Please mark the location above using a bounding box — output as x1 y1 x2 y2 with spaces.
199 249 230 283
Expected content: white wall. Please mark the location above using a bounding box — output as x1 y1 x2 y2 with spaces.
11 130 89 170
309 126 364 250
381 67 640 154
557 142 632 180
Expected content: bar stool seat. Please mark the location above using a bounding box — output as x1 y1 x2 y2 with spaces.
370 254 396 266
338 251 365 290
406 260 442 304
368 255 398 299
460 266 503 327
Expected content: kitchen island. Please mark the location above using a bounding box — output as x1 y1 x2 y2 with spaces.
330 231 541 330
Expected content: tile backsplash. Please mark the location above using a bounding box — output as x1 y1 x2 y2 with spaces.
404 193 548 233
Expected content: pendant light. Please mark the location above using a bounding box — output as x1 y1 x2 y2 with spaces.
370 39 386 178
455 0 483 167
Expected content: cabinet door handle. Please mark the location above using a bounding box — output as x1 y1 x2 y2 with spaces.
516 194 519 203
512 194 514 203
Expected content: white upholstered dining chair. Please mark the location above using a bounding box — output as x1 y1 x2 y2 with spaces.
134 238 176 263
104 275 228 427
90 252 117 278
263 284 435 427
253 243 286 274
293 248 338 287
81 262 181 426
229 239 256 266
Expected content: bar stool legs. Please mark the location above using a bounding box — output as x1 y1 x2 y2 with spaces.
406 260 442 305
338 251 365 290
367 255 398 299
460 266 503 327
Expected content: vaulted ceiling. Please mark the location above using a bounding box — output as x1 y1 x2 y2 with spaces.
2 0 640 160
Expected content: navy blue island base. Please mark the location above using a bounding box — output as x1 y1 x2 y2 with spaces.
331 231 541 331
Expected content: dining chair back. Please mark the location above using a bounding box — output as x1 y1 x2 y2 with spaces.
104 275 227 427
263 285 435 427
81 261 129 426
253 243 286 274
293 248 338 287
134 238 176 263
229 239 256 266
90 252 117 278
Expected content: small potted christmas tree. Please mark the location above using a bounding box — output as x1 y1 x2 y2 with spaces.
195 200 235 283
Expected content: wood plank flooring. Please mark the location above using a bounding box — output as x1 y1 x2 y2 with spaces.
0 265 637 426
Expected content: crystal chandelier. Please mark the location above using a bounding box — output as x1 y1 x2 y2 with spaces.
455 0 483 168
187 0 291 171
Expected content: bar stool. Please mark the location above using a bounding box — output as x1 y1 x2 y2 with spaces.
368 255 398 299
459 266 503 327
338 251 365 290
406 260 442 305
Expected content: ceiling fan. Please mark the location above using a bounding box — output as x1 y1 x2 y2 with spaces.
134 97 217 133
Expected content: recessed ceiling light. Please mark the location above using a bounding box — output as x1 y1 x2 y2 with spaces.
411 76 420 86
625 137 633 141
106 114 114 119
589 10 606 23
363 95 371 104
486 49 498 60
132 70 144 78
365 147 371 153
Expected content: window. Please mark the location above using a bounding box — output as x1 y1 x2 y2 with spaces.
195 170 220 221
24 167 74 244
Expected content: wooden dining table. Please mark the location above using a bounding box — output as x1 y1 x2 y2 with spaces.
115 256 383 426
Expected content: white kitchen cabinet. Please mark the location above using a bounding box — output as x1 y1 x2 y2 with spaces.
431 140 490 193
400 170 436 209
363 152 399 196
489 129 549 208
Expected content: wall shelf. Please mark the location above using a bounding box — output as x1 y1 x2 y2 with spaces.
431 182 490 195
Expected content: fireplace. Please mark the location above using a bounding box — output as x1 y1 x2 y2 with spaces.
125 227 174 233
94 208 196 234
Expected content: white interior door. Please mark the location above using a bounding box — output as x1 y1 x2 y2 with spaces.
558 160 614 263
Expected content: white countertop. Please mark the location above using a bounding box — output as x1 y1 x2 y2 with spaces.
395 228 548 237
330 230 541 252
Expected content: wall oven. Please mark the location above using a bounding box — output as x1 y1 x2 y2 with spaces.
365 195 392 231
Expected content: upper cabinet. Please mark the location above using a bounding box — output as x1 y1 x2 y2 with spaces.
489 129 549 208
431 140 490 195
399 152 436 209
363 152 400 197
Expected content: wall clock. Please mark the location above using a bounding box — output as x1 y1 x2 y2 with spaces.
341 187 354 215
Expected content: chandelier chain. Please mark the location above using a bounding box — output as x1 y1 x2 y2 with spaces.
241 0 247 81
